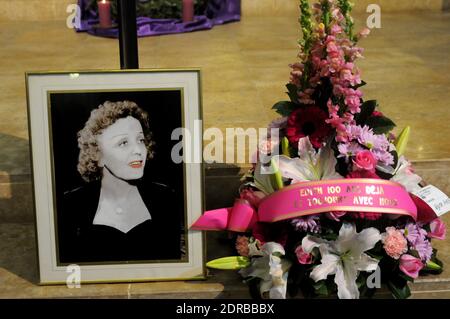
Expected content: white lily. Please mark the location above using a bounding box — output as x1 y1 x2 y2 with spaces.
239 242 292 299
302 223 381 299
275 137 342 183
251 161 277 194
390 156 422 193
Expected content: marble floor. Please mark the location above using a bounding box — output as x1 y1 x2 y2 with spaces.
0 7 450 298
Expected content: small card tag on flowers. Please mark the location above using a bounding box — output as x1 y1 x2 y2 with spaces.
413 185 450 217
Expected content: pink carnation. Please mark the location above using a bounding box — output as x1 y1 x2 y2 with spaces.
235 235 250 257
295 246 313 265
382 227 408 259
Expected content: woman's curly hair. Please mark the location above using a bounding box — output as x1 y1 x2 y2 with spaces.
77 100 154 182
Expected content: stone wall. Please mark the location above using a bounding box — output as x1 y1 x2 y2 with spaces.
0 0 445 22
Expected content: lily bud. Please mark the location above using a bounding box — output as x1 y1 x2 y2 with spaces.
395 126 410 157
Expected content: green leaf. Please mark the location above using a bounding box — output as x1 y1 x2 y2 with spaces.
387 280 411 299
272 101 297 116
281 137 291 157
286 83 300 104
352 80 367 89
365 251 384 261
355 100 377 125
206 256 250 270
366 115 396 134
270 158 284 190
399 272 414 283
313 280 329 296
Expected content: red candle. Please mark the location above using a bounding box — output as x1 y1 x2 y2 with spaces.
98 0 112 28
182 0 194 23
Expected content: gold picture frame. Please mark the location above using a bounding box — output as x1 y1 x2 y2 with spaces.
26 69 206 284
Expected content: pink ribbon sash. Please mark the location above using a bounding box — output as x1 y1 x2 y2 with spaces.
191 178 418 232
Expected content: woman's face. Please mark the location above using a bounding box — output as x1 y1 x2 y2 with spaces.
97 116 148 180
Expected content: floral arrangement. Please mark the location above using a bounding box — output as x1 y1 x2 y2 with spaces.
194 0 448 299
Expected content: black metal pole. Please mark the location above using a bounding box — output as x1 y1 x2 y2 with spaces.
118 0 139 69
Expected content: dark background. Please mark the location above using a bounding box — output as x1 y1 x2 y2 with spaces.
50 90 185 225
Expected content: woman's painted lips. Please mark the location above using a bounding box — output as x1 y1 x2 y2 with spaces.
128 160 143 169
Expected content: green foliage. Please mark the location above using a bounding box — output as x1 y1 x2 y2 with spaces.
365 115 396 134
337 0 356 42
355 100 377 125
352 80 367 89
286 83 300 104
388 278 411 299
299 0 314 57
272 101 298 116
357 273 377 299
321 0 331 31
88 0 209 20
313 280 329 296
398 272 414 283
312 77 333 111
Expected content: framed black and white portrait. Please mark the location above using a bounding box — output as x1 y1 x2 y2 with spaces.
26 70 205 284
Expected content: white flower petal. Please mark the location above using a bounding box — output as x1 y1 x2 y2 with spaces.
338 223 357 242
391 156 422 193
310 253 339 282
262 242 285 256
239 256 271 281
297 137 316 162
276 155 317 181
302 235 329 253
335 261 360 299
317 146 343 180
269 271 289 299
354 253 379 272
260 278 273 295
254 162 276 194
353 228 381 256
275 139 341 182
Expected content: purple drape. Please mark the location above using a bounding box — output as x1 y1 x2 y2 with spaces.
76 0 241 38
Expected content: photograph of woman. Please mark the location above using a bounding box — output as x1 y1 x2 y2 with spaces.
54 98 185 264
